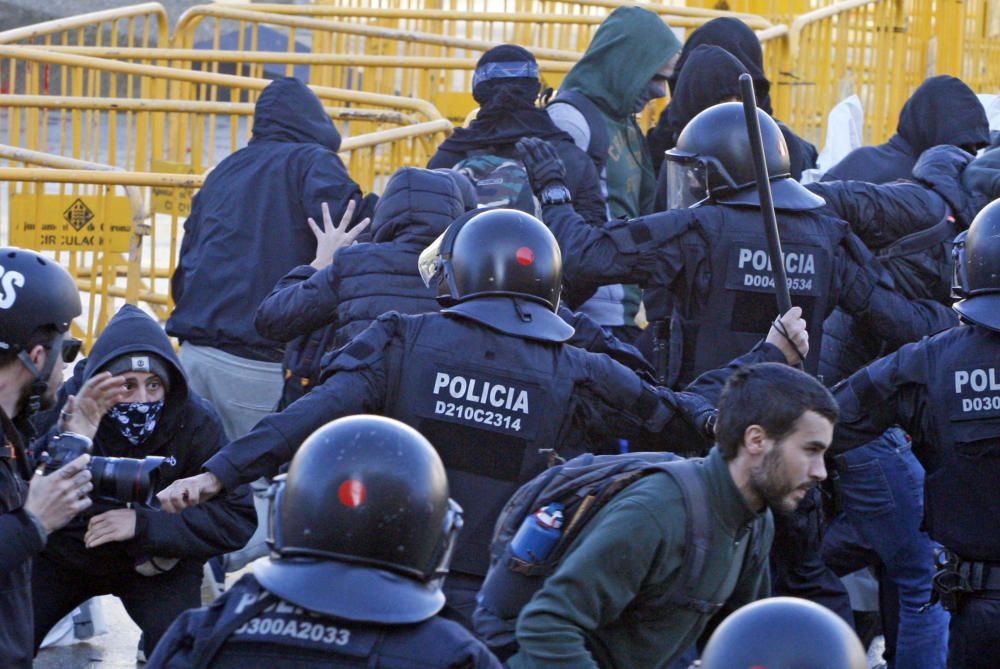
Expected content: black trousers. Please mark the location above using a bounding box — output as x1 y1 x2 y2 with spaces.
32 552 202 656
949 591 1000 669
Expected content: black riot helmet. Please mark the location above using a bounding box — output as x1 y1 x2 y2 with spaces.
953 198 1000 331
418 208 574 342
256 415 463 624
0 248 82 414
701 597 867 669
663 101 824 211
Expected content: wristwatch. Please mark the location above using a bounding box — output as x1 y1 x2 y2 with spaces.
539 183 573 206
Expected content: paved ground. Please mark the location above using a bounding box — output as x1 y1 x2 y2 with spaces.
35 597 143 669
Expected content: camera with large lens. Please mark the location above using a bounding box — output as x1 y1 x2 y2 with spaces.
42 432 166 505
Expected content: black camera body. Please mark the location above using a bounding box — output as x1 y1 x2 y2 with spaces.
44 432 166 505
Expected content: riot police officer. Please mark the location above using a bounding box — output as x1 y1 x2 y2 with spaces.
700 597 867 669
0 248 124 667
517 102 949 387
158 208 804 623
831 198 1000 669
148 415 502 668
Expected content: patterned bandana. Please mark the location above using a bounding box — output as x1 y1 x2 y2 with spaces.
108 401 164 446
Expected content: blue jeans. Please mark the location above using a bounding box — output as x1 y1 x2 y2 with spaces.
824 428 948 669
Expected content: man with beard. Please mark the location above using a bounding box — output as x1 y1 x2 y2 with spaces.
509 363 837 669
0 248 124 667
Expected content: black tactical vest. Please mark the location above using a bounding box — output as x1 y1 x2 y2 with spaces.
671 206 840 385
922 325 1000 561
382 316 585 576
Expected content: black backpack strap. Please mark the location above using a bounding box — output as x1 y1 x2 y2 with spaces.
549 90 609 174
629 458 723 619
190 589 279 669
877 214 958 260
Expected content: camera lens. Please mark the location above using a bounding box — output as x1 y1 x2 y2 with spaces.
90 456 166 505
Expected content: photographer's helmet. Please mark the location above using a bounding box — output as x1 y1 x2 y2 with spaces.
953 198 1000 331
418 208 574 342
256 415 462 624
0 247 80 351
663 102 825 211
0 248 81 414
700 597 867 669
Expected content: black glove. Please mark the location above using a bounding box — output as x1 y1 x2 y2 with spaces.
672 390 718 443
516 137 568 196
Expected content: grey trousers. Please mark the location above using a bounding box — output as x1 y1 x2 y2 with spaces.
178 343 282 572
179 343 283 441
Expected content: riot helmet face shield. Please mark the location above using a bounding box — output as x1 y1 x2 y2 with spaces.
951 230 969 300
664 151 711 209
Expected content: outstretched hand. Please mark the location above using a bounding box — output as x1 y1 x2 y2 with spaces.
516 137 568 194
58 372 127 439
309 200 371 271
157 472 223 513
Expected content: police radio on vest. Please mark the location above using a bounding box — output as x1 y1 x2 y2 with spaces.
737 248 816 275
432 372 530 414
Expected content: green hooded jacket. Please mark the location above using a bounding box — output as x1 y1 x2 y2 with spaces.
560 6 682 219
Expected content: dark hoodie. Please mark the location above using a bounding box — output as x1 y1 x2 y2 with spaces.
428 92 606 225
255 167 465 406
35 305 256 577
648 17 817 179
823 75 990 184
167 77 364 362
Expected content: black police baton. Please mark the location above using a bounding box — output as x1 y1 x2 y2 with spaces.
738 73 793 315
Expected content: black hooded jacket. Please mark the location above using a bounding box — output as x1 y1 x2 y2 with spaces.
647 18 817 179
34 306 256 577
823 75 990 184
255 168 465 406
428 97 606 225
167 77 364 362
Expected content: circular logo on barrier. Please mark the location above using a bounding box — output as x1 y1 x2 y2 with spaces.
338 479 367 508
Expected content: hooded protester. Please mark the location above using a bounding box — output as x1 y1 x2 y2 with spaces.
428 45 606 226
648 17 818 179
650 45 748 211
823 75 990 183
30 305 256 658
167 76 369 440
547 6 683 338
255 167 469 408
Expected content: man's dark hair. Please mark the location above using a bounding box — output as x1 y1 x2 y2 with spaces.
716 363 839 460
0 326 61 370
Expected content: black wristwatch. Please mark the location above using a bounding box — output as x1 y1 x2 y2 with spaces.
539 183 573 206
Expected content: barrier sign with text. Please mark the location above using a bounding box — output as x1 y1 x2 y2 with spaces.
9 193 133 253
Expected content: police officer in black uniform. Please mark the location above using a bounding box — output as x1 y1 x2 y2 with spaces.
0 248 123 668
148 415 501 668
517 102 950 387
831 199 1000 669
159 208 805 624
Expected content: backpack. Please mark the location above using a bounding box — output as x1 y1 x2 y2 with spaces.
546 90 610 177
875 212 961 303
453 148 540 215
471 452 767 659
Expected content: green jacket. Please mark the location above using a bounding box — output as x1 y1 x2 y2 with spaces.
509 447 773 669
560 6 681 218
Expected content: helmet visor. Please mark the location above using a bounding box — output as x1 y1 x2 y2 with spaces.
951 230 969 300
664 154 709 210
418 229 448 288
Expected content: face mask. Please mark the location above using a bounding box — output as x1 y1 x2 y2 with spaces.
632 79 667 114
108 401 164 446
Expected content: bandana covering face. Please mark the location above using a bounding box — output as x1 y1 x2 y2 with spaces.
108 401 164 446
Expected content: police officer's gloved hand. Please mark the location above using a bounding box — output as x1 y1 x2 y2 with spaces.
516 137 569 197
672 391 718 442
